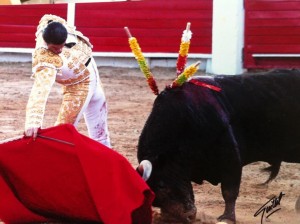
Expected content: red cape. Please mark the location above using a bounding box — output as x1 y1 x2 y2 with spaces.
0 124 154 224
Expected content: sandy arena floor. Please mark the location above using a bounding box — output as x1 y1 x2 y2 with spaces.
0 62 300 224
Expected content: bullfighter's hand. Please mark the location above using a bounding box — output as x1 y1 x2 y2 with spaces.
24 127 39 140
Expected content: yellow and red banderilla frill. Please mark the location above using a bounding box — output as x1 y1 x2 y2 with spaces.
170 61 201 88
176 22 192 76
125 27 159 95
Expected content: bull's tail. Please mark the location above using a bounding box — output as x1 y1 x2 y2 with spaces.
261 161 281 185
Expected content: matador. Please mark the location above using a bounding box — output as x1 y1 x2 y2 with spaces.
24 14 111 148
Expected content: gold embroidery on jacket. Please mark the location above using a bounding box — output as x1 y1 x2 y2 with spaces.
55 77 89 125
25 67 56 129
32 48 63 73
56 69 90 85
55 37 92 85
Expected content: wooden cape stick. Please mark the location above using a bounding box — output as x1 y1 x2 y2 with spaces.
37 135 75 146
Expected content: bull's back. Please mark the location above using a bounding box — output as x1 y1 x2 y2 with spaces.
214 70 300 164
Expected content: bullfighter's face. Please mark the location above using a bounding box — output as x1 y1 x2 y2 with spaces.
47 43 65 54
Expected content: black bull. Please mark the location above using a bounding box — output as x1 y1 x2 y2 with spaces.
137 69 300 223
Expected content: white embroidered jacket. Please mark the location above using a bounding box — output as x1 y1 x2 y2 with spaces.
25 14 93 130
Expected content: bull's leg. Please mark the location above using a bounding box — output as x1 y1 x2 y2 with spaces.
216 125 242 223
218 166 241 224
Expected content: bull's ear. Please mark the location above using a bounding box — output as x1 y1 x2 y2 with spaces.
137 160 152 181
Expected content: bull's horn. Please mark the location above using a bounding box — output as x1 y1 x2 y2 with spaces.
137 160 152 181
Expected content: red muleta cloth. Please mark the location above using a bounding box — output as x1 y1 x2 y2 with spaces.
0 124 154 224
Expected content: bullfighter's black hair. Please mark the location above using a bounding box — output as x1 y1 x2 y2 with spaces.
43 22 67 45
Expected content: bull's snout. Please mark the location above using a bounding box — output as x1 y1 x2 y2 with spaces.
182 207 197 223
161 204 197 223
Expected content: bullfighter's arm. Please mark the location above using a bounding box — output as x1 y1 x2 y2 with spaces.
24 47 62 135
24 66 57 131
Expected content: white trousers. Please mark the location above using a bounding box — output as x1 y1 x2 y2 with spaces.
55 58 111 148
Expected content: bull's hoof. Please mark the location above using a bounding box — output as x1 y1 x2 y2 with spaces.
217 215 235 224
217 220 235 224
